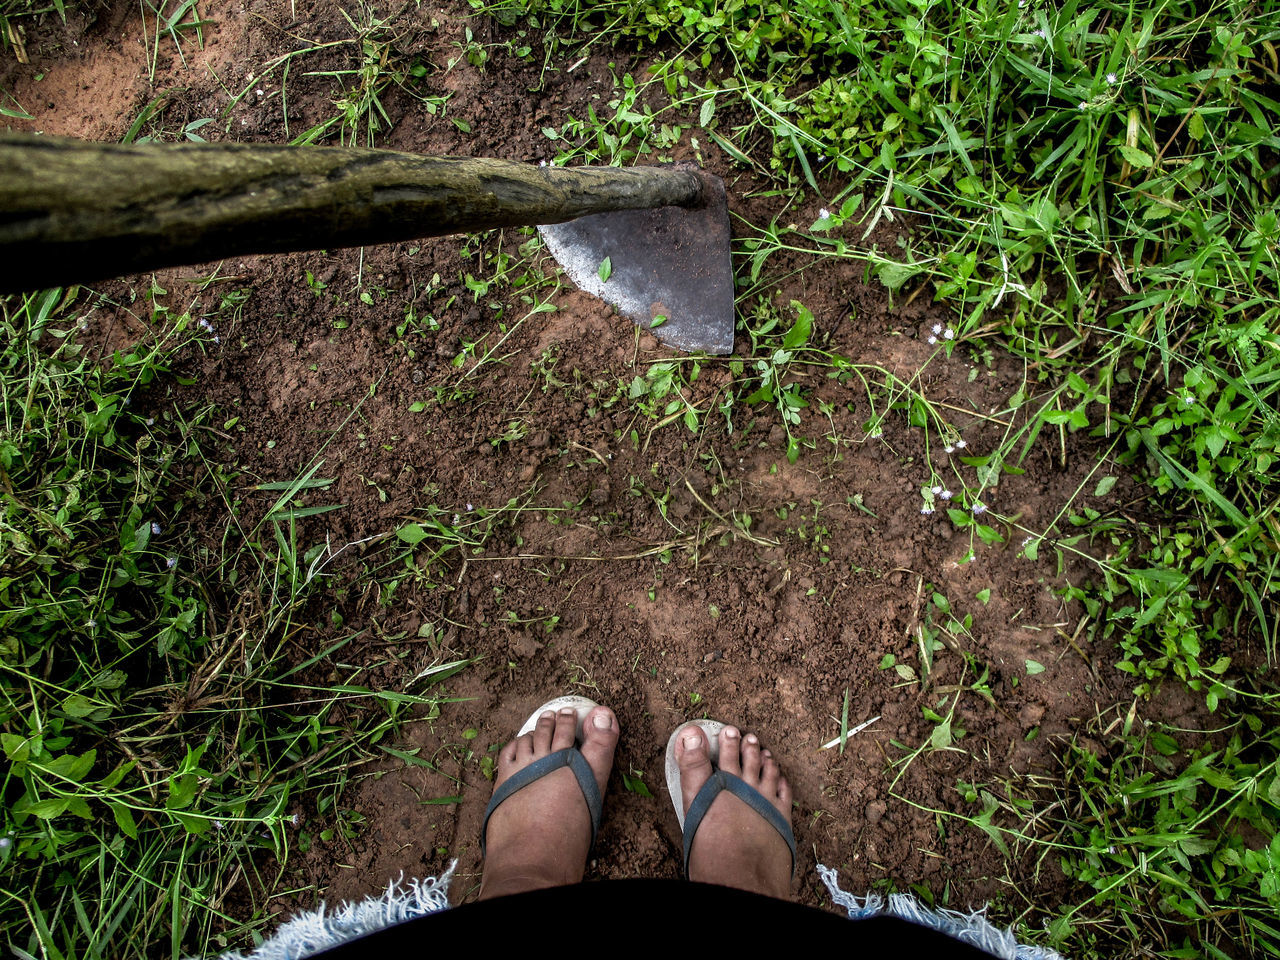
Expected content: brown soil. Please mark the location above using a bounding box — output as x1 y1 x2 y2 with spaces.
3 0 1133 939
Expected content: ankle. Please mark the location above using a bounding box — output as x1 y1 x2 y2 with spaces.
479 863 578 900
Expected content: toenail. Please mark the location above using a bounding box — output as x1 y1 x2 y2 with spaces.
684 733 702 749
560 707 576 715
541 710 555 720
724 727 738 738
593 712 611 729
746 733 758 744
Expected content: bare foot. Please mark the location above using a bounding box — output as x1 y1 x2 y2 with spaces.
478 704 619 899
674 724 793 899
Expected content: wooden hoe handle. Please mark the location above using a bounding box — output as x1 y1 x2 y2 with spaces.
0 133 707 293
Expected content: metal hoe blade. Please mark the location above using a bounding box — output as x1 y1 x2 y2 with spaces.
539 172 734 355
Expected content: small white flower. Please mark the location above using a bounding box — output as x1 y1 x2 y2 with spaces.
213 820 225 831
1105 72 1118 85
816 153 826 162
466 503 473 512
818 208 831 219
151 522 162 535
944 445 955 454
931 485 942 494
86 618 97 629
166 557 178 569
928 335 937 344
290 813 301 827
962 550 976 563
1182 393 1194 406
943 328 955 340
869 429 883 439
1078 101 1088 110
539 159 548 167
972 502 987 515
956 439 967 449
940 489 953 500
932 323 942 334
199 318 212 330
1022 537 1033 547
1032 28 1046 38
255 88 264 96
920 507 934 515
213 335 221 344
146 417 155 426
0 837 11 850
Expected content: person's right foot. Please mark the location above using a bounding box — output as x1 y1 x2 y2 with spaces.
673 724 793 899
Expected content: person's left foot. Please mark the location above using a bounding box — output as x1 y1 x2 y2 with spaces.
478 704 619 899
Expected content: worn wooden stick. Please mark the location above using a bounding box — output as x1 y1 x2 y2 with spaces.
0 133 708 292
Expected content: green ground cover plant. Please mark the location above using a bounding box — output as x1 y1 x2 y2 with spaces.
0 289 457 958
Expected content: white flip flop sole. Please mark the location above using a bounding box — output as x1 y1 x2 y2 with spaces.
517 695 599 740
664 718 725 830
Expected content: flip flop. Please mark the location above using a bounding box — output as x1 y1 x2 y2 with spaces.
664 719 796 880
480 695 604 858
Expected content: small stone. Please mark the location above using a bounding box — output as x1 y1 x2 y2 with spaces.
1019 703 1045 727
865 800 887 825
411 368 426 384
702 650 721 664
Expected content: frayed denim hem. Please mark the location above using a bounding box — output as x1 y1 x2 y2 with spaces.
214 863 456 960
817 864 1065 960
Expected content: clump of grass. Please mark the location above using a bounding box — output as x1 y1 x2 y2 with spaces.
0 288 455 958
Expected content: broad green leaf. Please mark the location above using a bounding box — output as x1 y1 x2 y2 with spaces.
1119 144 1154 168
397 523 429 545
111 802 138 839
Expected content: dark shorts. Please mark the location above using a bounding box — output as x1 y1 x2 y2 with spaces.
312 879 997 957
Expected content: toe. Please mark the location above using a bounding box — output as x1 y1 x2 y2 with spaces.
776 776 793 818
551 707 578 752
531 710 556 754
515 731 535 761
675 724 714 818
741 732 762 782
495 738 520 780
717 726 742 776
761 754 780 796
579 705 620 793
